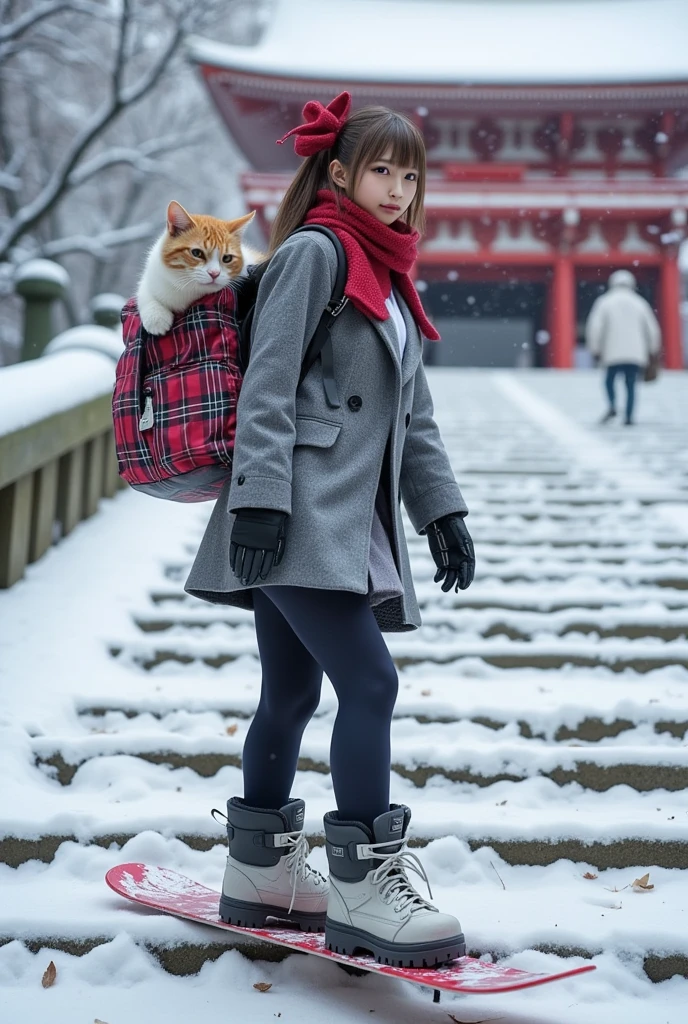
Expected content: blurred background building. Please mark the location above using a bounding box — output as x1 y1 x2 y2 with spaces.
188 0 688 369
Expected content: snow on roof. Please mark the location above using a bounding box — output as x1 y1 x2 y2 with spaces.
187 0 688 87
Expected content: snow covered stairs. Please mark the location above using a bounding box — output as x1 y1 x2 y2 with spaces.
2 369 688 983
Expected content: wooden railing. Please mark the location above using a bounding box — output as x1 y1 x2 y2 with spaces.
0 355 123 588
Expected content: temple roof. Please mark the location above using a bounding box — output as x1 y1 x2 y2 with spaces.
187 0 688 86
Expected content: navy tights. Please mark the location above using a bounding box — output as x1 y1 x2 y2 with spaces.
241 586 399 828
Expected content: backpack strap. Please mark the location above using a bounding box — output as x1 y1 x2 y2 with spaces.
291 225 348 409
237 225 348 409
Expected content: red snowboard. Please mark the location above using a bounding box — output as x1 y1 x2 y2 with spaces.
106 863 595 996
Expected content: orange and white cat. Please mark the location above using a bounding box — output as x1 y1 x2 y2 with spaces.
137 200 258 335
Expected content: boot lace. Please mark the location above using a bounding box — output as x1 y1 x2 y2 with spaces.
210 809 325 918
367 839 436 915
283 831 326 915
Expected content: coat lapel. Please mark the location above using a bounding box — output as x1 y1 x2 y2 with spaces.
397 291 423 386
370 308 401 371
369 290 423 387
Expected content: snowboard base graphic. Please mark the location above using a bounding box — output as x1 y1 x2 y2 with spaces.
106 863 596 997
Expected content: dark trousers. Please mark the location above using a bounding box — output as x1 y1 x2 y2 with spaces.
241 585 399 829
605 362 640 422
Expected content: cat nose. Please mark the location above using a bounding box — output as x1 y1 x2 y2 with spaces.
208 269 220 280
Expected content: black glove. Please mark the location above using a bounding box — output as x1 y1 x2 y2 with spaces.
229 508 288 586
427 513 475 593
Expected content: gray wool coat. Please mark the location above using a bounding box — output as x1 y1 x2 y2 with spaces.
184 230 468 632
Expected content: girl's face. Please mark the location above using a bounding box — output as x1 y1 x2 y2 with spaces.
330 150 419 225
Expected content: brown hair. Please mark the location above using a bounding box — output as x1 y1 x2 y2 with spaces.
269 106 427 254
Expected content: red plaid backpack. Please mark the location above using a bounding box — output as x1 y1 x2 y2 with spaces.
112 226 347 502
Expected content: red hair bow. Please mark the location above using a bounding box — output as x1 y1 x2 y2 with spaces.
276 91 351 157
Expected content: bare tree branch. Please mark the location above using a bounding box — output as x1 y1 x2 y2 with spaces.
89 172 149 295
68 129 207 187
40 221 155 258
119 13 188 106
0 0 104 45
0 2 194 260
0 2 71 44
0 170 21 190
111 0 130 98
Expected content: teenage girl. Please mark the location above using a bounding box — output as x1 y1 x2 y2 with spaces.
185 92 476 967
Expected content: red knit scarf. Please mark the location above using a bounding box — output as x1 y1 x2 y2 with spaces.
303 190 440 341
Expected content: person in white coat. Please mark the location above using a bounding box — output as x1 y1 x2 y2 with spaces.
585 269 661 425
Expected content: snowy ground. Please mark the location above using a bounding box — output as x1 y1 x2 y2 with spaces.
1 368 687 1023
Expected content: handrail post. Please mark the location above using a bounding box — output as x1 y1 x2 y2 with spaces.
91 293 126 330
15 259 70 362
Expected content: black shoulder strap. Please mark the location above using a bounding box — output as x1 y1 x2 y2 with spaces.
290 225 348 408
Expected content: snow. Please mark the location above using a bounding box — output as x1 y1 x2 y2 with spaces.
0 349 115 437
3 939 685 1024
1 369 688 1022
44 325 124 363
187 0 688 85
90 293 127 313
13 258 70 288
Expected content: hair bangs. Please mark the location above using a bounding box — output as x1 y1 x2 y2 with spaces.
370 117 425 173
269 104 429 252
345 109 427 233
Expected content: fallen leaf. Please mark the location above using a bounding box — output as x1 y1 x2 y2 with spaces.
254 982 272 992
420 689 432 697
632 872 654 891
496 800 507 806
583 872 598 880
41 961 57 988
226 724 238 736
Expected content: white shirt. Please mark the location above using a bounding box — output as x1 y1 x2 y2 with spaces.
384 290 407 362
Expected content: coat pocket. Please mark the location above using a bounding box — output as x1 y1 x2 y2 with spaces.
294 416 342 448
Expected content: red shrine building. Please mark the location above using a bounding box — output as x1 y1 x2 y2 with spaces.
188 0 688 368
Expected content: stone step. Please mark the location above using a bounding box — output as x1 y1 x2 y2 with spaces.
3 789 688 869
110 633 688 673
150 581 688 611
1 835 686 980
31 728 688 792
131 604 688 642
168 553 688 586
449 537 688 550
74 669 688 741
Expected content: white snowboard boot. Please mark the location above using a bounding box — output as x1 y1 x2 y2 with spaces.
323 804 465 966
218 796 328 930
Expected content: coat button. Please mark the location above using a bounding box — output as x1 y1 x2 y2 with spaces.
237 474 245 485
405 413 411 428
347 395 363 412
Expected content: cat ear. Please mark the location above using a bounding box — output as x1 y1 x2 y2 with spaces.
224 210 256 234
167 201 195 237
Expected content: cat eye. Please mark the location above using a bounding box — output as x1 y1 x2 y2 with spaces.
190 248 204 259
222 255 234 264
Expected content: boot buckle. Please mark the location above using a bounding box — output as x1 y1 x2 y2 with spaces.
270 832 295 848
250 831 293 849
354 842 377 859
